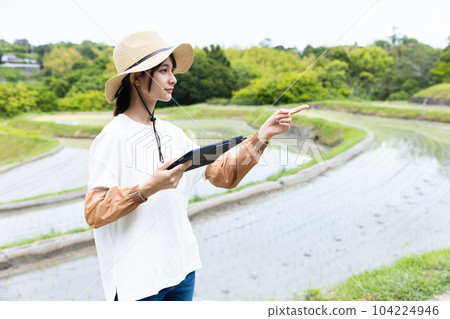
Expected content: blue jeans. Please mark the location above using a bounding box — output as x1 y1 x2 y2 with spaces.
114 271 196 301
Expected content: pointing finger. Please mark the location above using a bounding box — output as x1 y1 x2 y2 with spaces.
289 105 309 115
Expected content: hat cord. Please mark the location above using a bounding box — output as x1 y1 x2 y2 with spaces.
133 84 164 163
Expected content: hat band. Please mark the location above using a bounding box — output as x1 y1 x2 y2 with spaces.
125 47 170 71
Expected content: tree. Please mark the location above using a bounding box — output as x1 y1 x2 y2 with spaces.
67 74 104 95
0 67 26 82
430 44 450 83
14 39 30 47
373 39 441 99
42 47 83 75
232 72 326 105
203 45 230 67
79 41 98 60
301 45 328 58
36 89 59 112
225 46 311 78
35 44 55 67
328 47 351 64
58 90 110 112
0 82 38 117
317 60 350 96
168 48 238 105
373 40 391 51
348 46 393 77
44 76 71 98
0 82 14 116
273 45 300 55
259 38 273 48
348 46 393 97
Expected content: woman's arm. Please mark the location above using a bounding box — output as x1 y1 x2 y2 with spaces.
257 105 309 143
84 185 147 228
84 159 192 228
206 133 268 189
206 105 309 189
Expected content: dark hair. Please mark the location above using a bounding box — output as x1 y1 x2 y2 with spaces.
113 54 177 116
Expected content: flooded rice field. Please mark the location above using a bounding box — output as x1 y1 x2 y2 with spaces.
0 118 304 246
0 146 90 203
0 111 449 300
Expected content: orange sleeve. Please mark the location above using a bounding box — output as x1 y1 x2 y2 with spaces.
205 133 268 189
84 185 147 228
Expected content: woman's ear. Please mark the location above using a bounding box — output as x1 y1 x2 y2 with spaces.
130 72 146 87
130 72 139 86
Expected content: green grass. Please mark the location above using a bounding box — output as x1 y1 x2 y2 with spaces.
0 227 91 250
316 100 450 123
413 83 450 100
0 113 102 166
302 249 450 301
5 116 103 138
0 126 59 166
0 186 86 205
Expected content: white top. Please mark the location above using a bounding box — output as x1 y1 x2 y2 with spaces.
88 113 207 301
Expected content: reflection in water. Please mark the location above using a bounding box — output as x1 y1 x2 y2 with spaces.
1 112 449 300
0 198 85 246
192 146 310 199
0 119 312 246
304 110 450 175
0 146 309 246
192 131 450 300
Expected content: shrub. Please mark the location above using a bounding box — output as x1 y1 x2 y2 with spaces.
232 72 326 105
58 90 112 112
387 90 409 101
0 81 38 117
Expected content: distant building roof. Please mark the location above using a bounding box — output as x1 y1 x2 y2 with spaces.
1 54 37 64
1 54 20 63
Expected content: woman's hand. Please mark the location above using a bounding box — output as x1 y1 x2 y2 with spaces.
257 105 309 143
138 159 192 199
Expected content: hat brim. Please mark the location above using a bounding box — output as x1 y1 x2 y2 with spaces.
105 43 193 103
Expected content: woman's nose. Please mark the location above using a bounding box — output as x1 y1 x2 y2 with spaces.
169 73 177 85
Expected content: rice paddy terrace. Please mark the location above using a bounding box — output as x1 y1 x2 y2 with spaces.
0 110 449 300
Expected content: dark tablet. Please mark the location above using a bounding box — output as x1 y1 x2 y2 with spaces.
167 136 247 172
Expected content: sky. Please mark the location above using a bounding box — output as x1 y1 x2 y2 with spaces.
1 0 449 50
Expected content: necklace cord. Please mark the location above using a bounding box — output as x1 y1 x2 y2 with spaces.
133 84 164 163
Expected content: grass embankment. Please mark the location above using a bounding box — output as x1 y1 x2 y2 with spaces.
0 186 86 205
303 249 450 301
0 126 59 166
315 100 450 123
0 114 103 167
0 227 91 250
5 116 103 138
413 83 450 100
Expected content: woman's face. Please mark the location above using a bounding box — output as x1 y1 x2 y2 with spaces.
146 56 177 102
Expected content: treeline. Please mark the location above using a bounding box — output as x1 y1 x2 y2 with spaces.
0 34 448 117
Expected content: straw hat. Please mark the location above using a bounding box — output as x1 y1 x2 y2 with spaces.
105 31 194 103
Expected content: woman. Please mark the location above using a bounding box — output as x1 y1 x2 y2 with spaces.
84 31 308 301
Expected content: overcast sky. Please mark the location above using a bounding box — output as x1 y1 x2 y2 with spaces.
2 0 449 50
